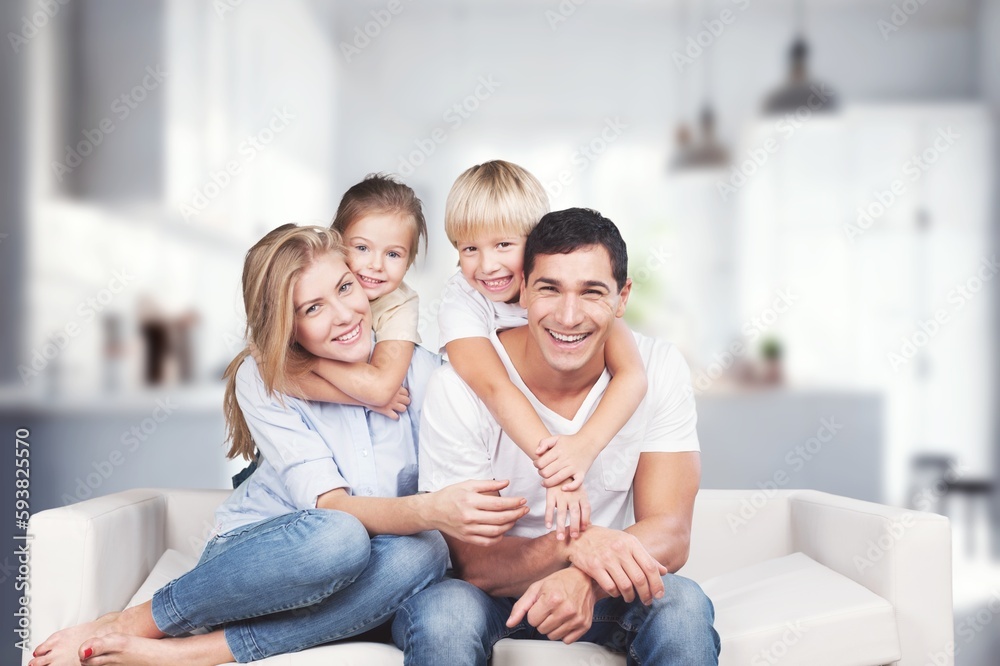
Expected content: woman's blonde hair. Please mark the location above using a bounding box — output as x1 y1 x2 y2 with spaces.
222 224 346 461
332 173 427 268
444 160 550 247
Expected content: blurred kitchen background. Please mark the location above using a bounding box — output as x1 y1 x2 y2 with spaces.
0 0 998 662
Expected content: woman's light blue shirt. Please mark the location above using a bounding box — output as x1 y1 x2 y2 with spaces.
214 346 442 534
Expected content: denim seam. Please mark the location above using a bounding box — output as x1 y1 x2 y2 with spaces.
224 621 261 663
153 582 200 635
315 567 436 649
240 576 356 619
485 625 520 660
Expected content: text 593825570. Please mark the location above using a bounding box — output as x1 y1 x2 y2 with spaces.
13 428 32 652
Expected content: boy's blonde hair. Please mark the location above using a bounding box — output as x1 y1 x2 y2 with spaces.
444 160 549 247
332 173 427 268
223 224 346 461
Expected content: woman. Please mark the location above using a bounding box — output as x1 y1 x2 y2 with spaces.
30 224 528 666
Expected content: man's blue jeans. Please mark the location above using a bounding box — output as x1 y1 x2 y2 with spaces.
150 509 448 663
392 575 720 665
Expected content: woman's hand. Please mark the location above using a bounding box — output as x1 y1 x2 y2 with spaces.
424 479 529 546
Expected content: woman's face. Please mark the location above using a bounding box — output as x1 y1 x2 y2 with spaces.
291 252 372 363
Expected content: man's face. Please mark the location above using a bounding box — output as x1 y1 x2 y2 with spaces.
520 245 631 374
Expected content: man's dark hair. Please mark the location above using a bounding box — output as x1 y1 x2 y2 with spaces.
523 208 628 290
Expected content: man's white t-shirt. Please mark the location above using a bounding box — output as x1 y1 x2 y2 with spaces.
437 271 528 352
418 328 700 538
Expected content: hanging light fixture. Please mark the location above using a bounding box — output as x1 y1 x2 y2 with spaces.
762 0 838 115
672 0 729 171
673 105 729 170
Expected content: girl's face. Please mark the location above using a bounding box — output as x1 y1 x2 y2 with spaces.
292 252 372 363
342 212 414 301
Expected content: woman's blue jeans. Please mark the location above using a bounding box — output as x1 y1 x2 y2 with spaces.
149 509 448 663
392 575 720 665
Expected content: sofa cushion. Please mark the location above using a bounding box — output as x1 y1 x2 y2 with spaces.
122 549 901 666
125 549 199 610
702 552 901 666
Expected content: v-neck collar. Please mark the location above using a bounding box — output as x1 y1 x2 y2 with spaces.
490 330 612 428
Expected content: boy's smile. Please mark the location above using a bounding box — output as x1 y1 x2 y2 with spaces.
457 233 525 303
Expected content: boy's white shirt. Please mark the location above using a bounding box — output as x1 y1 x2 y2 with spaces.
418 328 700 538
437 270 527 352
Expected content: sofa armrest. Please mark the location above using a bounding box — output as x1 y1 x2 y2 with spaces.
788 489 953 666
26 489 169 657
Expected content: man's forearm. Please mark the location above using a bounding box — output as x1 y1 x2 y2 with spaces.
448 531 570 597
625 514 691 573
453 515 690 598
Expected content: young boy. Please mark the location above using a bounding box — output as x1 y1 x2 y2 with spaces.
439 160 648 540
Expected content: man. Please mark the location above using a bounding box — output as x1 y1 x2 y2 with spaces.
393 208 720 664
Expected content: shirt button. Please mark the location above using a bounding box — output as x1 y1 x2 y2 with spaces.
362 450 368 457
364 488 374 496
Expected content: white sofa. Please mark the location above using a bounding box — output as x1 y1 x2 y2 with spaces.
25 488 953 665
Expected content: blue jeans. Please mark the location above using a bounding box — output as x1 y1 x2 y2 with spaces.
392 574 720 665
150 509 448 663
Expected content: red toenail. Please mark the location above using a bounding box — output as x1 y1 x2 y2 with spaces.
83 647 93 659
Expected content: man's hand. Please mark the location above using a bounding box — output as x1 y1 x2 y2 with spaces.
425 479 529 546
506 567 598 644
545 485 591 541
566 526 667 604
535 434 600 491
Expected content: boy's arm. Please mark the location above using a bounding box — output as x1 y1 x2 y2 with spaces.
446 337 551 460
307 340 415 408
536 319 648 488
449 336 596 539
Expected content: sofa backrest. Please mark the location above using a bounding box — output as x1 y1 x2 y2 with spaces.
164 489 231 557
679 489 794 582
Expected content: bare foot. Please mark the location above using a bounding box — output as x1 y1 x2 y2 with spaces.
30 604 163 666
28 613 126 666
77 632 233 666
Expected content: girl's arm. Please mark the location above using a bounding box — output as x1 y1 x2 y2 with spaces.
288 369 410 420
536 319 648 488
304 340 415 408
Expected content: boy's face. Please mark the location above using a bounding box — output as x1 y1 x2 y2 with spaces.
456 232 526 303
342 212 414 301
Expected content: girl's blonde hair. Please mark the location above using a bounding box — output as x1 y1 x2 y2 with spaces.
444 160 550 247
223 224 346 461
332 173 427 268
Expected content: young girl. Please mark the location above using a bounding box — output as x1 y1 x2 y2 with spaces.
439 160 648 542
288 174 428 415
29 225 528 666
